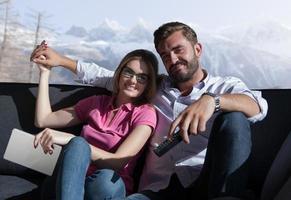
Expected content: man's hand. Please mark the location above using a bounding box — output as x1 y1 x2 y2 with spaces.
30 40 65 68
30 40 78 73
168 94 216 143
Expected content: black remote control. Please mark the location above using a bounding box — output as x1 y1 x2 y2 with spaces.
153 131 183 157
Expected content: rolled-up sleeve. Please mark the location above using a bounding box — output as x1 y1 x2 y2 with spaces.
224 76 268 123
208 76 268 123
244 90 268 123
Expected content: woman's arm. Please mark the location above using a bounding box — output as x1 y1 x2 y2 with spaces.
90 124 153 171
34 65 81 128
34 128 76 154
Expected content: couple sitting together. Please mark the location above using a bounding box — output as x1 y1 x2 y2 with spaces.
30 21 268 200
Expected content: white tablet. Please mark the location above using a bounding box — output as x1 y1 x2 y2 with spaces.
3 128 62 176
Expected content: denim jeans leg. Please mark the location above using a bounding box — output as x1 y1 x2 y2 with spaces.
206 112 252 198
84 169 126 200
126 174 188 200
126 191 156 200
56 136 91 200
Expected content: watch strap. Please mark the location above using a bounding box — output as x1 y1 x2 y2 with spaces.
203 92 220 112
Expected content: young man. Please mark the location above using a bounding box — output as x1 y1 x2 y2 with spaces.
31 22 268 199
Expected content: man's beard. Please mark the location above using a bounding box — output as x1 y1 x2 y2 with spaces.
169 57 199 83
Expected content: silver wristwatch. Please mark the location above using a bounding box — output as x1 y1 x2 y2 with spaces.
203 92 220 112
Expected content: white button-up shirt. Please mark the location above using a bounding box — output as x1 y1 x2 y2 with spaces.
76 61 268 192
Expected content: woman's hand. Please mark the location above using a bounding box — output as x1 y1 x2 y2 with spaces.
34 128 75 154
31 40 69 69
37 55 51 73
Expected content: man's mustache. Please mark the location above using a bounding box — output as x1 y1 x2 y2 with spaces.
170 60 188 70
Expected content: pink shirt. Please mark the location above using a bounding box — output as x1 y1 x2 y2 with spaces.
74 95 157 193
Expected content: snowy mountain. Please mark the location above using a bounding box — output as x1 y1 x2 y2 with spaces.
1 19 291 89
66 26 87 38
74 19 153 43
217 20 291 58
200 36 291 89
87 19 126 41
126 19 152 43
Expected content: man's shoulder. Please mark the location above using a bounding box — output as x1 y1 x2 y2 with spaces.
207 74 243 84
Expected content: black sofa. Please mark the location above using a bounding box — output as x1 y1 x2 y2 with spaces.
0 82 291 199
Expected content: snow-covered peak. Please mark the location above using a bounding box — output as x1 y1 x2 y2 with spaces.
127 19 153 42
136 18 151 29
100 18 125 32
87 19 125 41
66 26 87 37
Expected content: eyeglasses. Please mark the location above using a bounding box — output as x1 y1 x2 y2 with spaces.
121 67 149 84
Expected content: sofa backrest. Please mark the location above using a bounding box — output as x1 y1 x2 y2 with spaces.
0 83 291 195
0 83 109 183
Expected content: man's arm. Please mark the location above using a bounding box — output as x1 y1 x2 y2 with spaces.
168 93 261 144
76 61 114 91
168 75 268 143
31 43 77 73
219 93 260 116
30 41 115 91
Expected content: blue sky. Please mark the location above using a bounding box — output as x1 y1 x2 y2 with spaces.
10 0 291 33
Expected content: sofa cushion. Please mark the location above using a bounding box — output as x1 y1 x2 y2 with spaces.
0 175 38 199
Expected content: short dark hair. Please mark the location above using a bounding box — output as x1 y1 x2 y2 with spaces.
153 21 198 50
112 49 158 105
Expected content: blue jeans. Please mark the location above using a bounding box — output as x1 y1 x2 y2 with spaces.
126 112 252 200
42 137 126 200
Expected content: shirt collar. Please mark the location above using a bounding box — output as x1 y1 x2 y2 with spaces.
107 96 135 112
162 69 209 92
198 69 209 88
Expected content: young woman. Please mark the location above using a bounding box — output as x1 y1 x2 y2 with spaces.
33 48 158 200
